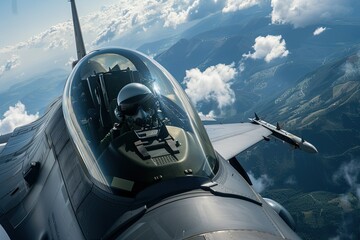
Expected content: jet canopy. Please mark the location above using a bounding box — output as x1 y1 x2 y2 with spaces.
63 48 218 196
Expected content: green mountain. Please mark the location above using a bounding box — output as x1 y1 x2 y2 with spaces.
263 189 360 240
152 9 360 239
239 52 360 239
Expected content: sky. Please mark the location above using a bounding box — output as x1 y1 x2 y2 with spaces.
0 1 360 238
0 0 359 130
1 0 358 83
1 0 357 45
0 0 122 90
0 0 119 46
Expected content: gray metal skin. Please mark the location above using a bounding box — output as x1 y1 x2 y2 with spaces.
0 1 302 239
0 99 84 240
0 97 300 239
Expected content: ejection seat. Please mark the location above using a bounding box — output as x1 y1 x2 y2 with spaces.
85 67 140 131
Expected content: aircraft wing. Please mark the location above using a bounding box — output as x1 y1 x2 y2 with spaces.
205 123 272 160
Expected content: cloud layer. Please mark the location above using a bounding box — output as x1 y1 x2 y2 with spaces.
1 1 229 84
183 63 237 113
0 55 20 77
243 35 289 62
333 159 360 200
0 102 39 135
248 171 274 193
1 0 358 88
271 0 351 28
332 159 360 239
341 52 360 80
223 0 263 13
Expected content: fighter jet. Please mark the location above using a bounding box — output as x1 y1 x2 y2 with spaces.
0 1 317 239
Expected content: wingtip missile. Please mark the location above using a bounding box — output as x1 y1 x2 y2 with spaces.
250 114 318 154
299 140 318 153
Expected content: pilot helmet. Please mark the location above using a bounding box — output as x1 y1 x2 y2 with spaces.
115 83 156 127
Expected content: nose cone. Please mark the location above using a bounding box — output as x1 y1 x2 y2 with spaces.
302 141 318 153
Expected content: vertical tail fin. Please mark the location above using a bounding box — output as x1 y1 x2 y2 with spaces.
69 0 86 67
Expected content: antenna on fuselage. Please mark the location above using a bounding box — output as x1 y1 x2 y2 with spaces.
69 0 86 68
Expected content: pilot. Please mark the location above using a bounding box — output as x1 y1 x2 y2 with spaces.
100 83 158 147
114 82 158 128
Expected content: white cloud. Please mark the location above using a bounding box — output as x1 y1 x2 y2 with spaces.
0 102 39 135
1 22 72 53
0 2 165 82
238 60 246 72
0 21 73 86
243 35 289 62
333 159 360 200
313 26 327 36
92 19 121 46
285 175 297 185
0 55 20 77
90 0 222 43
329 190 359 240
162 0 201 28
0 0 232 55
0 0 225 67
248 171 274 193
340 52 360 80
88 2 164 45
0 1 175 88
271 0 351 28
183 63 237 112
198 111 216 121
223 0 263 13
163 10 189 28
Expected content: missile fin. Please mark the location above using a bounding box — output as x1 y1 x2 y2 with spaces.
263 136 270 141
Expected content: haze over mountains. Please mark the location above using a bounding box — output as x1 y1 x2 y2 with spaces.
148 6 360 240
1 1 360 239
151 7 360 118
